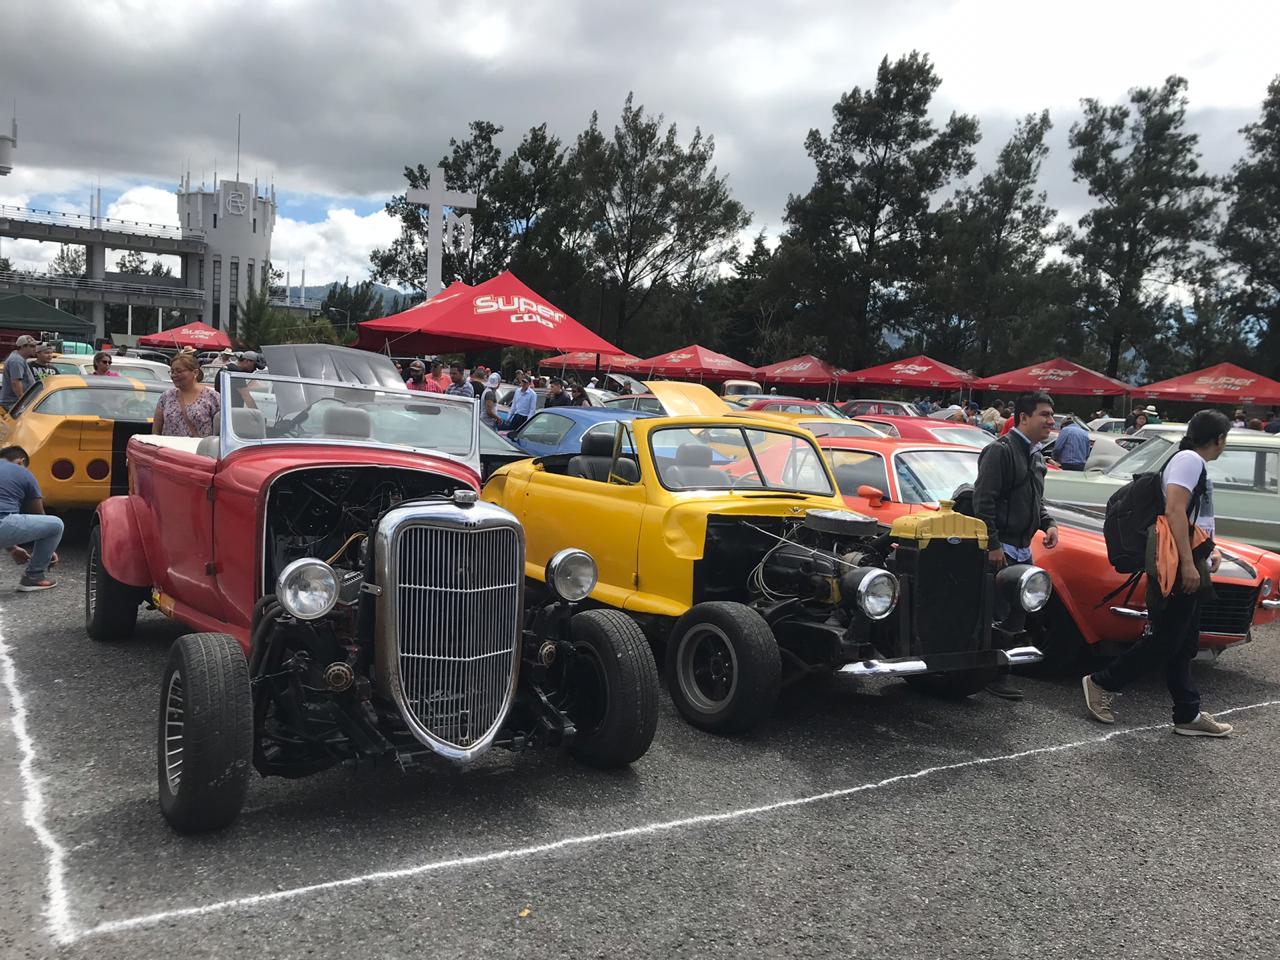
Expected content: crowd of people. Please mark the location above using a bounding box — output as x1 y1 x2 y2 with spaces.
394 358 598 429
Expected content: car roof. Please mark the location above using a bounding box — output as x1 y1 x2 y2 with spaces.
634 414 817 439
532 407 655 423
29 374 164 391
814 435 975 454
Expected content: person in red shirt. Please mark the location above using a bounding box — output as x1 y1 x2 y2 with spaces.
999 413 1015 436
405 360 430 391
425 360 450 393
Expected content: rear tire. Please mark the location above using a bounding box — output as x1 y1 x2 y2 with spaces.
665 601 780 734
565 610 659 767
904 666 1000 699
157 633 253 834
85 524 142 642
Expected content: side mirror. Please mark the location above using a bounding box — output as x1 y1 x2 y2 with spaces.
857 484 886 508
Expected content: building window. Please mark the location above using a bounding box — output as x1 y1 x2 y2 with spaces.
247 259 255 292
252 217 257 234
213 213 218 229
186 211 191 229
212 258 222 306
229 259 239 308
198 257 204 290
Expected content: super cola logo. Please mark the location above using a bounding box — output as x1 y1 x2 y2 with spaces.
1193 376 1255 390
891 363 931 375
1029 367 1076 381
474 295 565 329
777 361 814 372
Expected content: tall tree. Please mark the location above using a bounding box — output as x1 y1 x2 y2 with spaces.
1067 75 1218 379
1220 75 1280 377
573 93 749 348
782 52 979 368
1145 289 1254 380
50 244 85 277
918 111 1065 373
318 279 387 335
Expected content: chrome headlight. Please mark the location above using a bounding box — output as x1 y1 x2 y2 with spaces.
546 548 598 603
1017 566 1052 613
277 558 339 620
851 568 899 621
1262 578 1274 599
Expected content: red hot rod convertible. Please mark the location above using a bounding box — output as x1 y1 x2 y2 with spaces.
87 352 659 833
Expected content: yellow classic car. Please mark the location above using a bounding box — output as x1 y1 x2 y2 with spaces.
0 374 167 508
483 382 1049 735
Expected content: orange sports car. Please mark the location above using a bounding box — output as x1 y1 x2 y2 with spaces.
811 436 1279 666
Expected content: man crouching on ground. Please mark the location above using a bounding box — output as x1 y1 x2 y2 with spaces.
972 391 1059 700
0 446 63 591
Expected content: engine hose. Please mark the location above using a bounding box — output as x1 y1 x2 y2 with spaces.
249 600 283 679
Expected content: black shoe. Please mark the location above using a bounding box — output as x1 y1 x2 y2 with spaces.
986 678 1024 701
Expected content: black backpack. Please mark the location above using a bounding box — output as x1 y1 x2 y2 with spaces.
1102 465 1207 573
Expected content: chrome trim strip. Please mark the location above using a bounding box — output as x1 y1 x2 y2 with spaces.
1109 606 1149 619
374 500 524 763
838 658 929 677
1263 599 1280 610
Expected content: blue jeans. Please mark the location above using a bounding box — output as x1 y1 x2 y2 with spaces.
0 513 64 578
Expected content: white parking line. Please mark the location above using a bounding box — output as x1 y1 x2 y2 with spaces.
0 622 78 945
75 697 1280 942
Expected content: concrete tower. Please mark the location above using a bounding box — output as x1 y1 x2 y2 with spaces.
0 114 15 176
176 172 275 332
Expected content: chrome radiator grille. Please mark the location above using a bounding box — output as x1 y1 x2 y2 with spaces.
392 522 522 754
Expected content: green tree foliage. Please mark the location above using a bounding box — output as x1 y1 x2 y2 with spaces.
50 244 85 277
318 279 387 334
235 285 337 348
1145 289 1255 380
781 52 979 368
1068 76 1219 380
1221 75 1280 377
0 255 10 272
573 94 749 348
114 250 174 277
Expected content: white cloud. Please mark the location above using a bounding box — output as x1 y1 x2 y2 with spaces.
105 185 179 227
271 207 400 288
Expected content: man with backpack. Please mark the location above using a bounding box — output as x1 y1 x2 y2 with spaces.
1083 409 1233 737
972 391 1059 700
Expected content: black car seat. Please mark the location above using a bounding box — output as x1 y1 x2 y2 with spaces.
666 444 726 487
568 431 639 482
833 460 887 496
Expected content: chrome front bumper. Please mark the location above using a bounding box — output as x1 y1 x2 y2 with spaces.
838 645 1043 677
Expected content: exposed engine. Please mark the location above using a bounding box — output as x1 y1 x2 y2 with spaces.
263 466 466 592
750 509 889 607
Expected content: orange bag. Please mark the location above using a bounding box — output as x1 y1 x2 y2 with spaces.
1152 515 1209 597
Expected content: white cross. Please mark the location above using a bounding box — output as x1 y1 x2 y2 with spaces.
405 165 477 297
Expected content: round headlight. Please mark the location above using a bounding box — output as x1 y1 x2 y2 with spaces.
1262 578 1274 599
277 558 339 620
1018 567 1052 613
856 569 899 621
546 548 598 603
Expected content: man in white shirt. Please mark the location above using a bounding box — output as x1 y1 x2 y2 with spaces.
1083 409 1233 737
507 375 537 431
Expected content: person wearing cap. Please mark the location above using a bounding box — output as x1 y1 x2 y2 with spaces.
1 336 40 409
29 344 59 382
406 360 429 392
508 374 537 430
226 351 262 409
480 372 504 428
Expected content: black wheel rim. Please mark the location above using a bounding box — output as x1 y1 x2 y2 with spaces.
562 643 609 735
676 625 738 713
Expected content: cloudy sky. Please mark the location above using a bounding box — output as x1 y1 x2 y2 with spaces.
1 0 1277 285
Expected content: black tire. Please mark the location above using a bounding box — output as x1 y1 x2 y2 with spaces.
564 610 659 767
1026 600 1087 675
157 633 254 834
903 665 1000 699
85 524 143 642
665 601 781 734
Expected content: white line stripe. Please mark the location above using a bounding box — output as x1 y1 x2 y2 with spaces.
0 621 78 946
78 697 1280 941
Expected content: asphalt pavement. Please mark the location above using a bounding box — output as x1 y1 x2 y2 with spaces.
2 528 1280 959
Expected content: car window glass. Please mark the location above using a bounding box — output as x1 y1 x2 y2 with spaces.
6 381 45 417
33 386 163 420
635 397 663 414
1106 436 1174 479
801 420 878 439
895 450 980 504
515 412 574 447
582 420 637 454
1263 452 1278 492
823 450 890 498
651 425 832 495
1207 449 1274 493
51 362 79 375
113 364 162 381
928 427 994 448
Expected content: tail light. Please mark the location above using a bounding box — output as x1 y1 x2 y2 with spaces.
51 459 74 480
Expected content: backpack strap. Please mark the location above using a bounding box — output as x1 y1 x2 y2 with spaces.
1095 571 1144 610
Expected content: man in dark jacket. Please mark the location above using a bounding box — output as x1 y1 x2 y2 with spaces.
973 391 1059 699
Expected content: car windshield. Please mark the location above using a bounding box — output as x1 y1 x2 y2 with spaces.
894 449 980 504
222 372 477 458
928 427 994 448
800 420 880 439
32 383 167 420
1105 435 1175 479
650 425 834 495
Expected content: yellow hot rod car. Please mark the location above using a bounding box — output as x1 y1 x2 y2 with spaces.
0 374 166 508
483 383 1050 734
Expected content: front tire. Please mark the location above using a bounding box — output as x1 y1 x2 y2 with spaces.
158 633 253 833
564 610 659 767
665 601 780 735
904 666 999 699
85 524 143 642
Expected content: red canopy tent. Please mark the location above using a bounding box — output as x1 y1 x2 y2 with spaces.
837 354 976 390
137 321 231 351
755 354 842 386
974 357 1130 397
1133 362 1280 406
539 350 640 371
635 344 756 381
355 272 621 355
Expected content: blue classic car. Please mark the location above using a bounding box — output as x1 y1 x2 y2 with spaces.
507 406 658 457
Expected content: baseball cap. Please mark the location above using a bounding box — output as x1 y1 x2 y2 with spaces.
14 335 38 347
485 372 502 388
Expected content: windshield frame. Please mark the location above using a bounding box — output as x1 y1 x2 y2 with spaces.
219 371 481 473
1104 435 1175 479
647 423 836 496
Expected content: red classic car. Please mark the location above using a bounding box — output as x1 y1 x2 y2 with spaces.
815 436 1279 665
86 347 659 833
850 414 997 451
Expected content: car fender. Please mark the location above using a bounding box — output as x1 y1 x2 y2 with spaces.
95 495 152 587
1040 570 1110 646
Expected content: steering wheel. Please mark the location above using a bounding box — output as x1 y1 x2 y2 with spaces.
730 470 763 489
271 396 349 438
